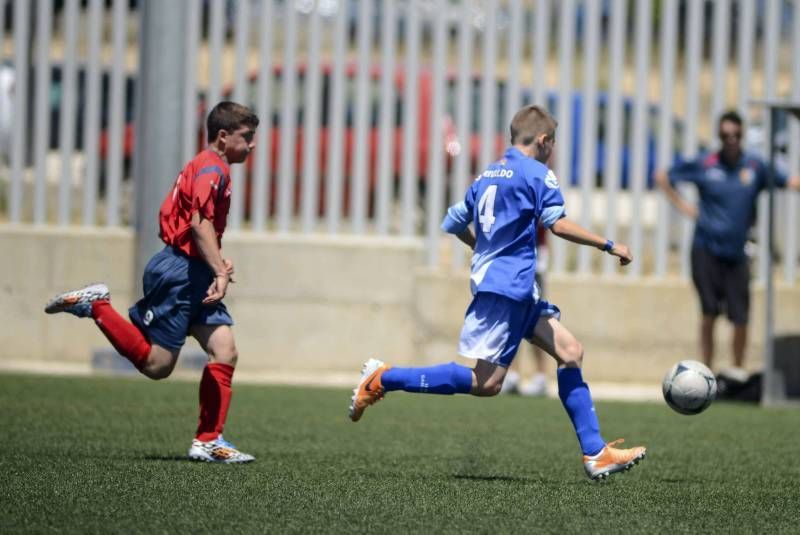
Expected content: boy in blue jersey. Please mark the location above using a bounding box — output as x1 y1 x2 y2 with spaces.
349 105 646 481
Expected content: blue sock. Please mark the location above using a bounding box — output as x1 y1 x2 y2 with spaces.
557 367 606 456
382 362 473 394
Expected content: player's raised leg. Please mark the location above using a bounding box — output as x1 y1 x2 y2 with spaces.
45 283 178 376
187 324 253 464
348 358 476 422
349 293 528 421
531 315 646 480
349 350 517 422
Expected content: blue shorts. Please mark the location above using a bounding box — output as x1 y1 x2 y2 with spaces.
457 291 560 368
129 246 233 350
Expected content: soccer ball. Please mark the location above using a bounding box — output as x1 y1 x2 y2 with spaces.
662 360 717 415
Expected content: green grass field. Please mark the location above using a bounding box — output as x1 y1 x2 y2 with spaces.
2 373 799 533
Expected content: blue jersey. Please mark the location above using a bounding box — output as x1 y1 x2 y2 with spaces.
442 147 566 302
669 151 787 260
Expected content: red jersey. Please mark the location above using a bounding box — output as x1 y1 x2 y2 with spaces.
159 149 232 257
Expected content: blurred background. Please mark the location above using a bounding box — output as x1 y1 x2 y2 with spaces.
0 0 798 387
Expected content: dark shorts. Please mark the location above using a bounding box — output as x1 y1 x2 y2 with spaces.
690 247 749 325
129 246 233 350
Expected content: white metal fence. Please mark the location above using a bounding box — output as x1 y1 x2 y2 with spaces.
1 0 799 284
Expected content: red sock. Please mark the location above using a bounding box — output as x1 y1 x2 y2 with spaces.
196 363 235 442
91 300 151 370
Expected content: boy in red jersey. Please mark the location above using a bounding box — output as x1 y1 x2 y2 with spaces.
45 101 259 464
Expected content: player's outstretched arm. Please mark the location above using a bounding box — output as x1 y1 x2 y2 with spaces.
549 217 633 265
190 212 230 304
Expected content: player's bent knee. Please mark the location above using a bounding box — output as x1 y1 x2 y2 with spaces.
210 349 238 367
141 346 180 380
471 361 505 396
139 355 177 380
472 379 503 397
141 364 173 380
561 341 584 367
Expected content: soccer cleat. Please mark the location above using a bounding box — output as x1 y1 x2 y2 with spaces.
348 358 390 422
583 438 646 481
44 283 110 318
188 435 255 464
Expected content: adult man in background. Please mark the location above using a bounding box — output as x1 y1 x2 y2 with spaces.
655 110 799 371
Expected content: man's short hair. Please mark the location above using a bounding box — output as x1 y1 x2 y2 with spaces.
718 110 743 129
510 105 558 146
207 101 259 143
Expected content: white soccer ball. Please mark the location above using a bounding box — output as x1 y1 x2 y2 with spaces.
662 360 717 415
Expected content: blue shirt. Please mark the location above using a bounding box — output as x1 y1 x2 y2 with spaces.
441 147 565 302
669 151 787 261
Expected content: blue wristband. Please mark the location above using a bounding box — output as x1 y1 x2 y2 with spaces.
603 239 614 252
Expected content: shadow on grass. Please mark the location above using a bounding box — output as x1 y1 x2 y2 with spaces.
452 473 534 483
142 455 195 462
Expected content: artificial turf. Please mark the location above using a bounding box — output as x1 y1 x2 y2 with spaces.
1 373 798 533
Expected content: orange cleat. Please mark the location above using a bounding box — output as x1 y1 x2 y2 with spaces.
583 438 646 481
348 358 391 422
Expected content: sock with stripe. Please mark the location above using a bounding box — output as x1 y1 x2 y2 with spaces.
381 362 473 394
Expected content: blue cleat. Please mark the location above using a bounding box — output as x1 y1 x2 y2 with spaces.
44 283 110 318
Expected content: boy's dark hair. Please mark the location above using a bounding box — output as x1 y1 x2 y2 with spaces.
510 105 558 146
718 110 743 128
207 101 259 143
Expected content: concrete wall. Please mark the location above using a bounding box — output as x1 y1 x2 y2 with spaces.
2 225 136 364
2 225 798 383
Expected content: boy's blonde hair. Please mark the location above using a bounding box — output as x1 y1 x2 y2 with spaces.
510 105 557 146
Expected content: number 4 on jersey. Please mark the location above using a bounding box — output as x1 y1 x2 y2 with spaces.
477 185 497 234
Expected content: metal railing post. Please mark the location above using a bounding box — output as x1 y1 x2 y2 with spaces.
133 0 187 293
